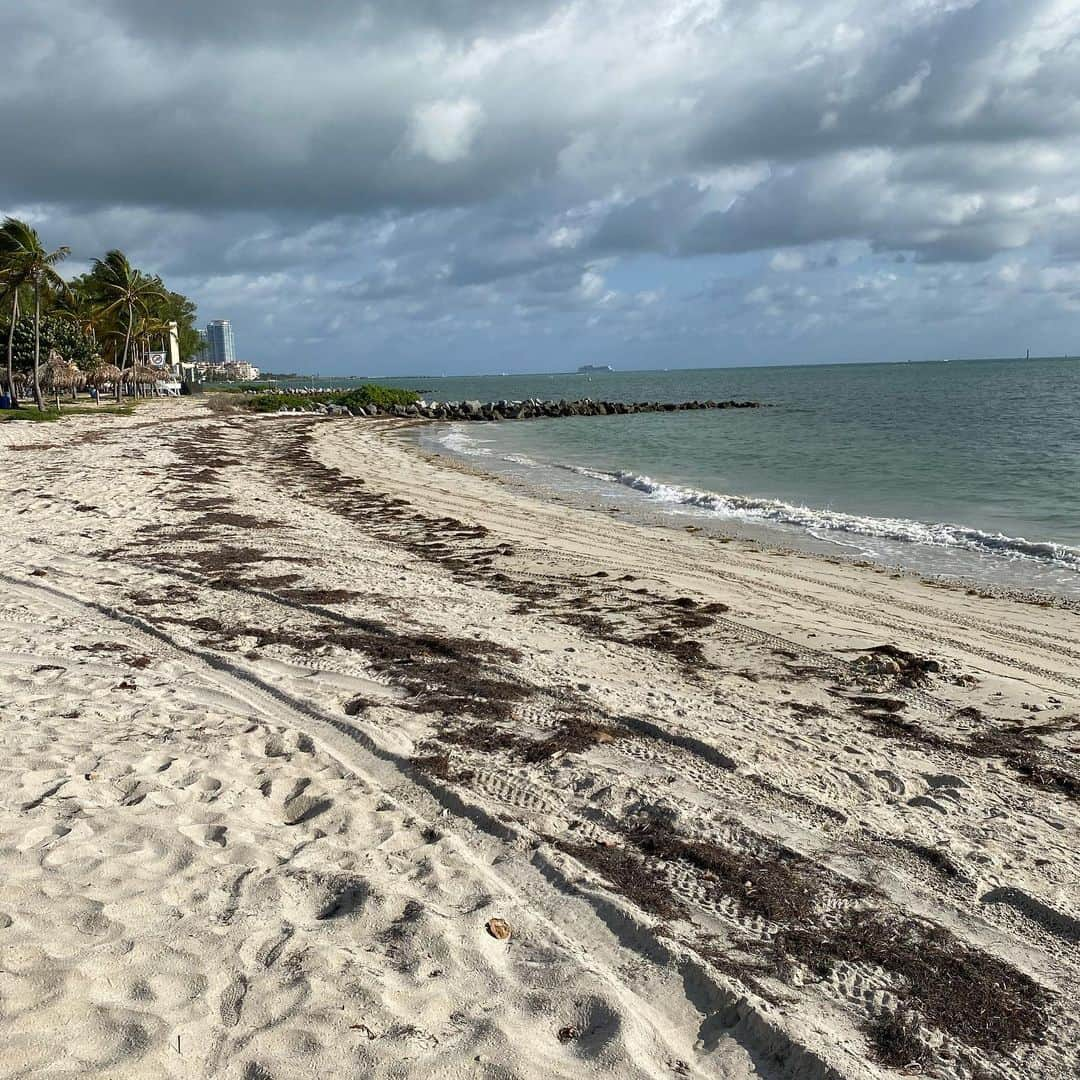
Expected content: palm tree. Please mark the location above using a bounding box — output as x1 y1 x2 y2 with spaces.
0 218 70 409
124 311 170 396
0 270 21 406
1 229 32 405
54 284 103 349
88 251 163 401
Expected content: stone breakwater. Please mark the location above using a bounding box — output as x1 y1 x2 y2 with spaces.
294 398 761 421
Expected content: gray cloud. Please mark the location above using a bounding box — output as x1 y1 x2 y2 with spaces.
2 0 1079 371
98 1 560 44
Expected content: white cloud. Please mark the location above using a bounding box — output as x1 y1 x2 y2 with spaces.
770 251 806 272
407 98 485 164
879 62 932 112
547 225 583 250
577 269 609 302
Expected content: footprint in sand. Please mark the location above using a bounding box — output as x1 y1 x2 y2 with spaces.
872 769 907 796
276 868 370 924
178 822 229 848
17 823 72 851
250 924 294 969
68 1004 162 1070
560 995 625 1060
116 778 149 806
281 792 333 826
922 772 970 790
264 734 289 758
219 972 248 1027
134 752 176 774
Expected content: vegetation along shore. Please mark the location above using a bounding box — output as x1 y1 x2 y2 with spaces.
0 217 201 415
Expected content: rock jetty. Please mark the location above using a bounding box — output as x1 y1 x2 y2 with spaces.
296 398 760 421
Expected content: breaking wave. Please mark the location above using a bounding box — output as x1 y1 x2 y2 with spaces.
433 423 1080 571
567 467 1080 570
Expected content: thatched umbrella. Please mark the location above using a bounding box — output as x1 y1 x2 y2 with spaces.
124 363 161 397
86 363 122 401
41 351 67 387
124 363 159 382
42 352 85 407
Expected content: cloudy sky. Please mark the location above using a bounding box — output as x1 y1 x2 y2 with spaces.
3 0 1079 374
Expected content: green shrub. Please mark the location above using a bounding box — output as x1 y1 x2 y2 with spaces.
336 384 419 409
243 392 311 412
241 383 418 413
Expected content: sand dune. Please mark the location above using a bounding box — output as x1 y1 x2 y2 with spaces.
0 400 1076 1078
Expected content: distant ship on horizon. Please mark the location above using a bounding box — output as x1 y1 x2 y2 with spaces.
578 364 614 373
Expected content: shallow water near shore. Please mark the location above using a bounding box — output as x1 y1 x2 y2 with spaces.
388 358 1080 597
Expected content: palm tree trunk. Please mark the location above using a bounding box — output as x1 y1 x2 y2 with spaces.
32 279 43 410
5 292 19 407
117 301 132 403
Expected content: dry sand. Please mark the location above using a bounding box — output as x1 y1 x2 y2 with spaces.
0 399 1076 1079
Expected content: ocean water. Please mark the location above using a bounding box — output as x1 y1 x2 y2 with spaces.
377 359 1080 597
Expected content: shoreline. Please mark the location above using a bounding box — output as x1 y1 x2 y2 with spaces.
1 400 1077 1079
402 419 1080 613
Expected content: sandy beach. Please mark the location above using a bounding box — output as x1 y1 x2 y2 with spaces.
1 399 1076 1079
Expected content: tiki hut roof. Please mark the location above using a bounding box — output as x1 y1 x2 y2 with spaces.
42 351 66 380
86 363 122 387
124 363 160 383
42 353 85 391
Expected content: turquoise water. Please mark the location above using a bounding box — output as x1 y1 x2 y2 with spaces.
374 359 1080 596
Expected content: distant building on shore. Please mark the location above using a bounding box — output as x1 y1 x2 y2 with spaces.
205 320 236 364
195 360 260 382
190 320 257 380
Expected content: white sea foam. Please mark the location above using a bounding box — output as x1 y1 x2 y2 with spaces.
436 426 539 467
567 467 1080 570
430 424 1080 573
436 426 492 456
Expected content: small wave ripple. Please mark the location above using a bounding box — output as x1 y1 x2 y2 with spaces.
434 423 1080 571
570 467 1080 569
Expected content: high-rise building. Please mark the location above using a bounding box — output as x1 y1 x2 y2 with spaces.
204 320 236 364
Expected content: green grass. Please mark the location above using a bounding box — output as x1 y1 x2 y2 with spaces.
241 384 419 413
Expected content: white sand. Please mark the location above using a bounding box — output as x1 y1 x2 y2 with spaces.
0 399 1076 1079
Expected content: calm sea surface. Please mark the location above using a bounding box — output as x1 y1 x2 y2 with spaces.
340 358 1080 596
